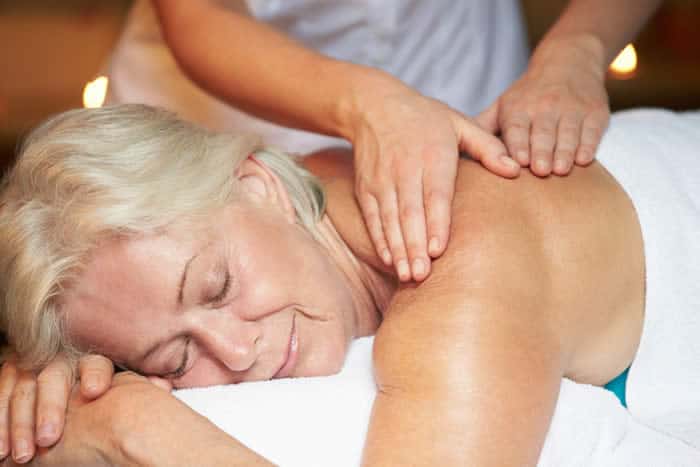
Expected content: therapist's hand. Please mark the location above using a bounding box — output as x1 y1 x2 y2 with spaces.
477 35 610 177
0 353 113 464
348 75 520 282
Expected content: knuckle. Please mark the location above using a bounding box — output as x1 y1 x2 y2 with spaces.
538 92 563 109
10 381 36 405
0 397 9 413
503 112 530 129
36 368 69 387
424 188 449 206
399 204 422 221
405 241 425 257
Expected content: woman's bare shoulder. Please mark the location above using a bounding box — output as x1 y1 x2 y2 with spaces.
440 159 645 384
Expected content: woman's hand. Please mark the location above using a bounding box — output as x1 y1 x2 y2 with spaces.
0 371 168 467
477 34 610 177
0 353 113 464
0 371 271 467
349 76 520 282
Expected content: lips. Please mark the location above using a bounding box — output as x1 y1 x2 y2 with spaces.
273 313 298 379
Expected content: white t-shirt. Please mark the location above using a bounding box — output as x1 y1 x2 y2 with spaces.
106 0 529 153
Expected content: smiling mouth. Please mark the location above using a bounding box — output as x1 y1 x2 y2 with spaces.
273 312 298 379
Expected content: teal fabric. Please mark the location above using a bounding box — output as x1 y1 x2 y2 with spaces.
603 367 629 407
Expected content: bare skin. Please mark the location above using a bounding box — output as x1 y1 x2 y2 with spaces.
307 149 645 465
0 149 644 466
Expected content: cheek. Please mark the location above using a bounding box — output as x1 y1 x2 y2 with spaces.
300 319 351 377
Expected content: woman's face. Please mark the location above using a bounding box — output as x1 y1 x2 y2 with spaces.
62 162 359 388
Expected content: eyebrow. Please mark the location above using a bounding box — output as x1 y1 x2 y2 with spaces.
177 253 198 305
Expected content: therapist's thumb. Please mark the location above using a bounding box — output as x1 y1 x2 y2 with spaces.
475 101 500 135
453 113 520 178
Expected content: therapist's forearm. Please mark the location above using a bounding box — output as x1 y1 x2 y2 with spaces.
538 0 663 67
153 0 398 141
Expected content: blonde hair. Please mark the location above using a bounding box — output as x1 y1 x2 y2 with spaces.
0 104 325 370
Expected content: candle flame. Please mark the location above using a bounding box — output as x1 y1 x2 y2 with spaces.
82 76 109 108
609 44 638 76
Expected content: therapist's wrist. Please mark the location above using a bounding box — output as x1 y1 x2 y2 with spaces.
330 62 413 143
531 33 607 80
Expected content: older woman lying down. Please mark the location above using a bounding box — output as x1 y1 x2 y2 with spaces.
0 105 698 466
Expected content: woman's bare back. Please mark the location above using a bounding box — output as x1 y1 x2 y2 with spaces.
306 149 645 386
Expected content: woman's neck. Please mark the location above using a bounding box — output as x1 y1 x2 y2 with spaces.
302 148 397 335
314 214 394 337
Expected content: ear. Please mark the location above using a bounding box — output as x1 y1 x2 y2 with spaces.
235 154 296 223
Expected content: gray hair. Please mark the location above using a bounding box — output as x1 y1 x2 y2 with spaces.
0 104 325 370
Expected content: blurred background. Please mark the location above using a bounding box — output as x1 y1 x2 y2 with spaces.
1 0 699 171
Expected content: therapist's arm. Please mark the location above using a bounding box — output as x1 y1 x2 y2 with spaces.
478 0 663 177
153 0 518 284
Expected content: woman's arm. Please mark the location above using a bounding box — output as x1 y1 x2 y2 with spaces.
363 215 567 465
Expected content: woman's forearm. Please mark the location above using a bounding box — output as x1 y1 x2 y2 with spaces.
153 0 401 141
50 372 275 467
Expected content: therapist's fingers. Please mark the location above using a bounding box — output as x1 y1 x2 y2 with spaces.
9 372 37 464
422 151 457 261
502 113 532 167
397 172 430 282
552 113 583 175
379 189 411 282
358 192 391 266
0 361 19 460
529 112 558 177
34 355 74 448
576 109 609 166
78 354 113 400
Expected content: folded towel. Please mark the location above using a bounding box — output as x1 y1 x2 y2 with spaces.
176 337 700 466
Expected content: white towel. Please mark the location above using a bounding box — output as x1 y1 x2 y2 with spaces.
594 109 700 448
176 337 700 466
176 110 700 465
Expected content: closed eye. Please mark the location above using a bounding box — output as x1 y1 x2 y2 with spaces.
211 269 231 304
166 336 191 379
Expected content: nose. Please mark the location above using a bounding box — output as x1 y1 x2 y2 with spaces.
197 315 261 372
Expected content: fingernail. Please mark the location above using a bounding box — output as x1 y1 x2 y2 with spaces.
83 376 99 392
13 439 31 463
554 159 568 173
381 249 392 265
37 422 56 444
500 155 519 170
412 258 425 278
428 237 440 256
397 260 410 280
517 151 528 164
535 159 549 173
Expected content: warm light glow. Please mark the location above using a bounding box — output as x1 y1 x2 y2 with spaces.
609 44 638 76
82 76 109 108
